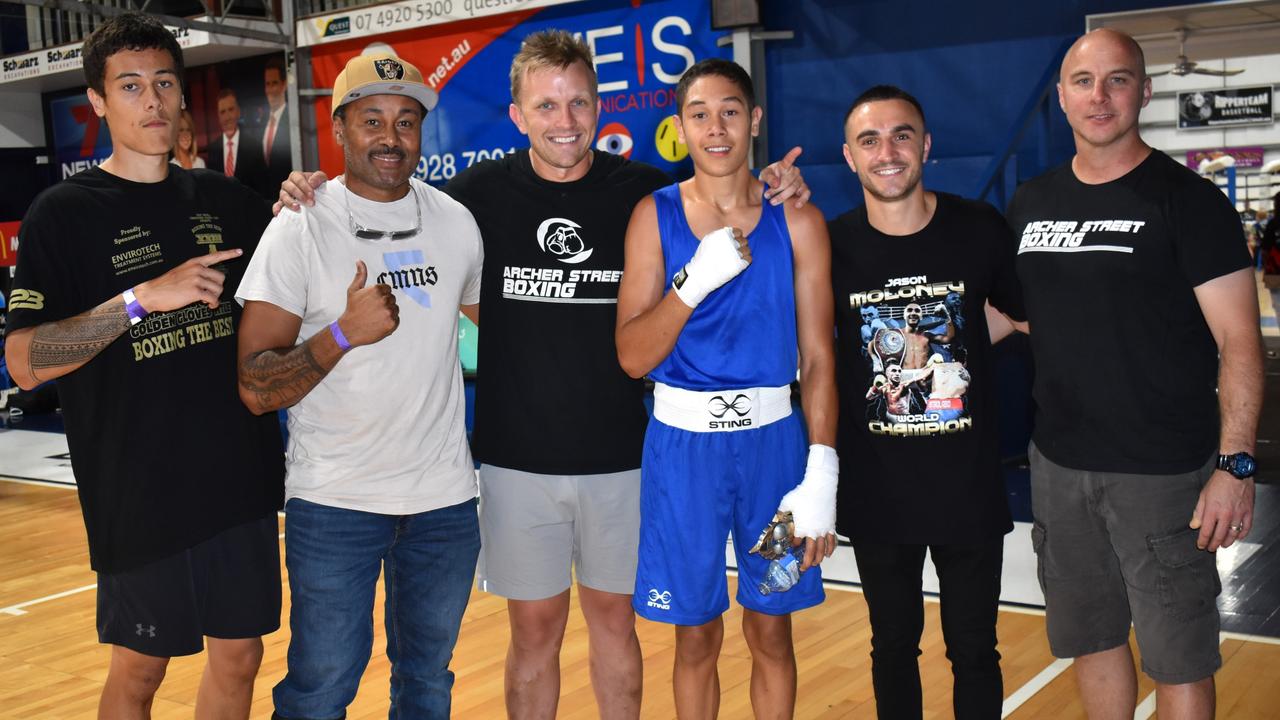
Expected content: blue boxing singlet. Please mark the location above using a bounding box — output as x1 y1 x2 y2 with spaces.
648 183 798 390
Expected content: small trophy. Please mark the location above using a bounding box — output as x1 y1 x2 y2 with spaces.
749 510 795 561
750 510 806 595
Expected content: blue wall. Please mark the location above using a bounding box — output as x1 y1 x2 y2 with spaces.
759 0 1204 218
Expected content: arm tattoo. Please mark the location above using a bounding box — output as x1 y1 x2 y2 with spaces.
239 338 330 412
28 299 131 381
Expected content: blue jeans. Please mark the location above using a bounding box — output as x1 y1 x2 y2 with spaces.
273 497 480 720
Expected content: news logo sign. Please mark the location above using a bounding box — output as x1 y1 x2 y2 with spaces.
48 93 113 180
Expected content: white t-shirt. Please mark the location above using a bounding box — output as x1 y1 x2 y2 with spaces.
237 177 483 514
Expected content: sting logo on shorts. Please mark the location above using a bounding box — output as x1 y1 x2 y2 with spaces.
708 394 750 418
536 217 593 265
647 589 672 610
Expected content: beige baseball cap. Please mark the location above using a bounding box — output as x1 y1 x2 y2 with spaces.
331 53 438 116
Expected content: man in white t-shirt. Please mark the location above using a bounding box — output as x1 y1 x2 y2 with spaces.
235 53 483 719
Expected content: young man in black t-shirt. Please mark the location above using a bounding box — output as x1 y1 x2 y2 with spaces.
274 32 810 720
1005 29 1261 719
828 85 1023 719
4 14 283 718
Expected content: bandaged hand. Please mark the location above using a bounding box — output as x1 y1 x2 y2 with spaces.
778 444 839 538
672 226 750 308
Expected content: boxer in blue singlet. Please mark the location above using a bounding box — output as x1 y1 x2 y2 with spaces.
615 58 838 719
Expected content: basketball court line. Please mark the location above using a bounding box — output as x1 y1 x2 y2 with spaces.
1 583 96 616
1001 657 1073 718
1135 691 1157 719
0 473 75 489
0 519 285 616
735 571 1066 718
1222 630 1280 646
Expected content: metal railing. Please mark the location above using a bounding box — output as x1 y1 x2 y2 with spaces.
11 0 281 51
293 0 385 19
974 37 1073 210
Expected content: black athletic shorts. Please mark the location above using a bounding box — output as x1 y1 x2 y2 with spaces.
97 514 282 657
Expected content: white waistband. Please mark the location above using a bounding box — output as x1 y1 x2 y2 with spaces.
652 383 792 433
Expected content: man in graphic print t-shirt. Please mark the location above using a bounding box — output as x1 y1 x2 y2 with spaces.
4 13 284 717
827 84 1025 718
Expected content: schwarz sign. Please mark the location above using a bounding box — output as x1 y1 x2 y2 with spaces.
1178 86 1274 129
0 25 203 84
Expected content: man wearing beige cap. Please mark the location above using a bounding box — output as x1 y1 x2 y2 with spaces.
235 53 484 719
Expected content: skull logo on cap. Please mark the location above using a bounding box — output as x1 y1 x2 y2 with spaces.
374 58 404 80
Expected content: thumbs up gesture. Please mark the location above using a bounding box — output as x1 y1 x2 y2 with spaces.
336 260 399 347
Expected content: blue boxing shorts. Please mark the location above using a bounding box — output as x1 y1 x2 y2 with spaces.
634 383 825 625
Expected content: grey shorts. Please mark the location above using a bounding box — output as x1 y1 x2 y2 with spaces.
1029 443 1221 684
477 464 641 600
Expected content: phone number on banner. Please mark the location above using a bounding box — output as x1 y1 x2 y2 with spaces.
415 148 519 183
297 0 583 47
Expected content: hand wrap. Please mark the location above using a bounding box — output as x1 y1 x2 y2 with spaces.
672 226 749 308
778 444 839 539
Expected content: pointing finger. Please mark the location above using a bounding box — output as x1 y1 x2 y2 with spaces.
195 248 244 266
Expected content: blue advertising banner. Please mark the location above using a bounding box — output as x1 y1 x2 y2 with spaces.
308 0 729 182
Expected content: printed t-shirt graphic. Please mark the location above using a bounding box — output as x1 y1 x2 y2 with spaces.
852 276 970 436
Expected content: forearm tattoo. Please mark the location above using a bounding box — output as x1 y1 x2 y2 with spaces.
28 299 131 380
239 339 329 411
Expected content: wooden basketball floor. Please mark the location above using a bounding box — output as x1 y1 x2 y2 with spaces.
2 479 1279 719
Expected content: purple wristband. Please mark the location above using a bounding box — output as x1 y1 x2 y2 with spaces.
122 288 148 326
328 321 352 351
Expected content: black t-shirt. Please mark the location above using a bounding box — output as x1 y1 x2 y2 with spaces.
444 150 669 474
7 166 285 573
828 193 1023 544
1006 151 1250 474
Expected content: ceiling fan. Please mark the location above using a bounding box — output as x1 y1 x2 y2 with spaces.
1148 28 1245 77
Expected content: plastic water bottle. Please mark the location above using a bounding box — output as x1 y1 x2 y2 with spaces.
758 545 805 595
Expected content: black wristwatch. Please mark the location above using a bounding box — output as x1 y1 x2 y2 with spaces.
1217 452 1257 480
